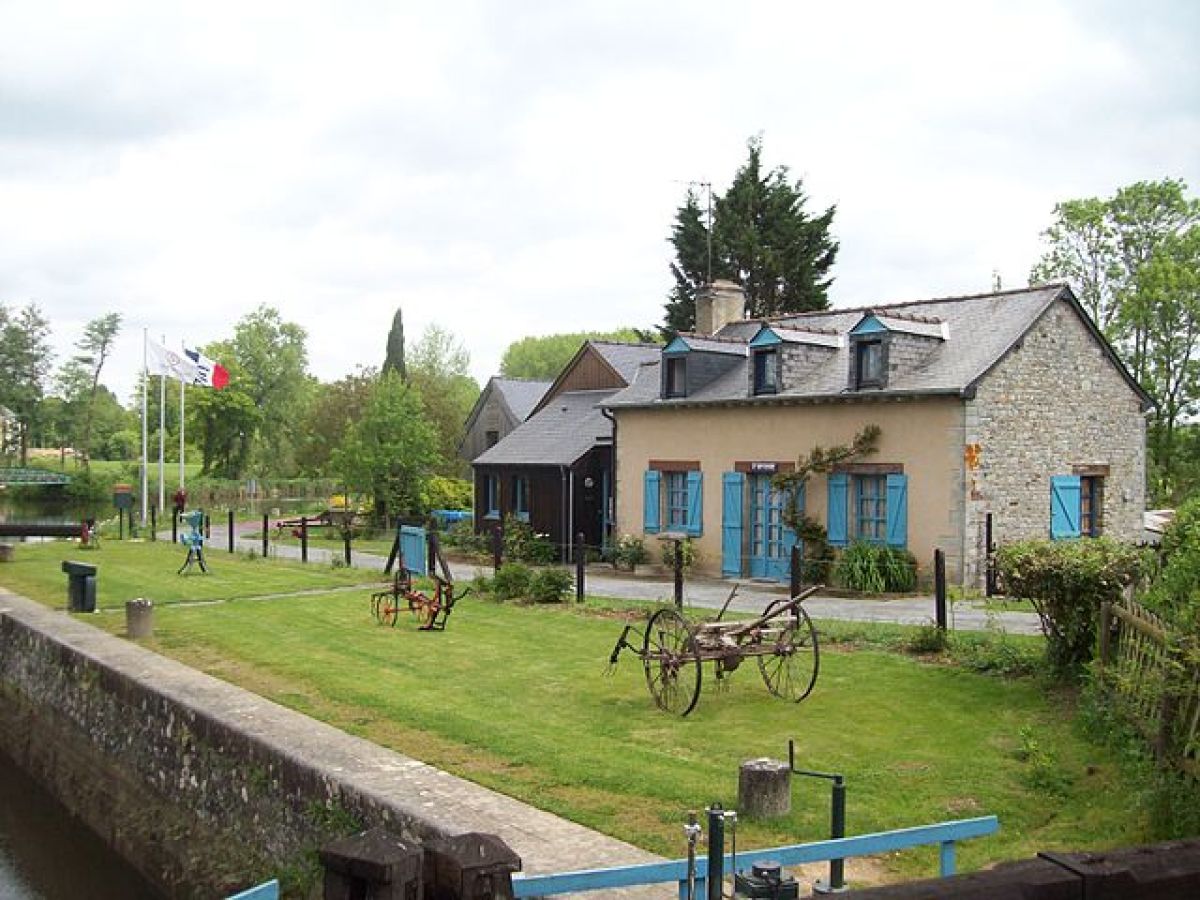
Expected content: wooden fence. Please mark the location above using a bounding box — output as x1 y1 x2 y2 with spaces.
1098 595 1200 774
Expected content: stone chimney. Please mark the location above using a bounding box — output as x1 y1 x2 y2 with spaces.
695 279 746 335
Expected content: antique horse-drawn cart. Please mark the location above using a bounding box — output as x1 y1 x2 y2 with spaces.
607 585 821 716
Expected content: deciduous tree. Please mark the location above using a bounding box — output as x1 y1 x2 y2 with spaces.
500 328 649 381
55 312 121 468
407 324 479 477
0 302 53 464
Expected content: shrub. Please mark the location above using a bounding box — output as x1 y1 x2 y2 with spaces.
529 568 574 604
445 519 488 555
658 537 699 570
1143 496 1200 650
423 475 473 512
906 623 948 654
503 516 557 565
996 537 1142 678
492 563 533 602
611 534 648 571
832 542 915 593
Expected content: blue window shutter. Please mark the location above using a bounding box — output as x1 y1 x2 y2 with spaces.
686 471 703 536
721 472 744 577
827 474 849 547
643 470 661 533
885 473 908 548
1050 475 1082 540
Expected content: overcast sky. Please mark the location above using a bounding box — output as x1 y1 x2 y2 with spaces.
2 0 1198 405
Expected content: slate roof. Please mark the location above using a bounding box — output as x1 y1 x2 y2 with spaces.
492 378 551 421
605 284 1152 409
473 389 617 467
589 341 663 381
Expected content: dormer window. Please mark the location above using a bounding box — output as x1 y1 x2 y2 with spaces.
855 339 884 388
753 349 779 395
665 356 686 398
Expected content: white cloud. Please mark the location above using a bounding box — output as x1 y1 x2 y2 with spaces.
0 0 1196 404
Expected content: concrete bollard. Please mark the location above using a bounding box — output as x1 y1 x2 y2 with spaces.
0 543 13 562
125 598 154 639
424 832 521 900
738 757 792 818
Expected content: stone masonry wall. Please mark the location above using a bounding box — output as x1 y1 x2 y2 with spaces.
961 298 1147 587
0 591 657 898
779 344 837 391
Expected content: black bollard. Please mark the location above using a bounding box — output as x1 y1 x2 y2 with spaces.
172 509 178 544
790 543 802 598
227 509 234 553
204 510 210 539
150 506 156 541
300 516 308 563
492 523 503 574
118 508 125 541
935 548 947 631
575 532 585 603
343 525 352 567
674 538 684 610
261 513 268 558
706 803 725 900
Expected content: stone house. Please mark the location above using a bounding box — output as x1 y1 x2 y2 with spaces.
458 377 551 464
603 280 1152 587
472 341 660 554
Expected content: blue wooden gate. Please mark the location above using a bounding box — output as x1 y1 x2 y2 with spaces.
399 525 427 575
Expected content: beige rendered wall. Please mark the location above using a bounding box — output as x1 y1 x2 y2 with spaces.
614 397 966 581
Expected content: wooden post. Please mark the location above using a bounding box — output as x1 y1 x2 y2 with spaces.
934 548 947 631
738 758 791 818
790 544 802 598
674 538 684 611
985 513 997 597
492 523 503 574
1098 601 1112 674
301 516 309 564
575 532 585 604
227 509 234 553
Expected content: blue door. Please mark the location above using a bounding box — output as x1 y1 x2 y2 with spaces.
749 475 796 581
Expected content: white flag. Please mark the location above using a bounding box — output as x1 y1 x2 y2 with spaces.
146 337 199 381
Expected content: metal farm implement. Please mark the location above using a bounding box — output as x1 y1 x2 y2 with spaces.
607 585 821 716
370 531 469 632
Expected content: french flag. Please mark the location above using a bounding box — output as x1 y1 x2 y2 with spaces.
183 346 230 390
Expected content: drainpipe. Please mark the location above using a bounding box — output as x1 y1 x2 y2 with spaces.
601 407 617 549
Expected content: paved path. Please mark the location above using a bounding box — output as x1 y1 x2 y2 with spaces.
203 524 1042 636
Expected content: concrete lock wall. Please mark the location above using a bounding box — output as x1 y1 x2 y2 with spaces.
0 589 602 899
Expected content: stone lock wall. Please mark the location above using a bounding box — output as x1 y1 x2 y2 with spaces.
961 298 1147 586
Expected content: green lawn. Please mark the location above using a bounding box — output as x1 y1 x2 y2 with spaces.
0 541 1148 882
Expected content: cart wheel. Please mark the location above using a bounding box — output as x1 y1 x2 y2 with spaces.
758 607 820 703
371 593 386 624
380 601 399 628
642 608 702 716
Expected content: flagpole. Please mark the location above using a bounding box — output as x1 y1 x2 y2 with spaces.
141 328 148 525
158 336 165 512
179 376 185 492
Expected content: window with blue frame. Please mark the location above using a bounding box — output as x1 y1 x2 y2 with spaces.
665 472 689 529
855 340 884 387
1050 474 1104 539
511 475 529 522
484 474 500 518
643 465 703 536
753 349 778 395
854 474 888 543
665 356 687 398
827 470 908 549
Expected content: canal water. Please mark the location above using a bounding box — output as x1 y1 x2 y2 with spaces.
0 747 162 899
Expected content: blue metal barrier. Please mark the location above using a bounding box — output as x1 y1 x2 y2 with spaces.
511 816 998 898
399 525 427 576
225 879 279 900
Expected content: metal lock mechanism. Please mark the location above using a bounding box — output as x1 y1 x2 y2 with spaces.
733 860 799 900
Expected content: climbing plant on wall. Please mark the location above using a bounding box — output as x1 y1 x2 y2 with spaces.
773 424 880 581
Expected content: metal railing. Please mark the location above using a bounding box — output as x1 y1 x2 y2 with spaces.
511 815 999 898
